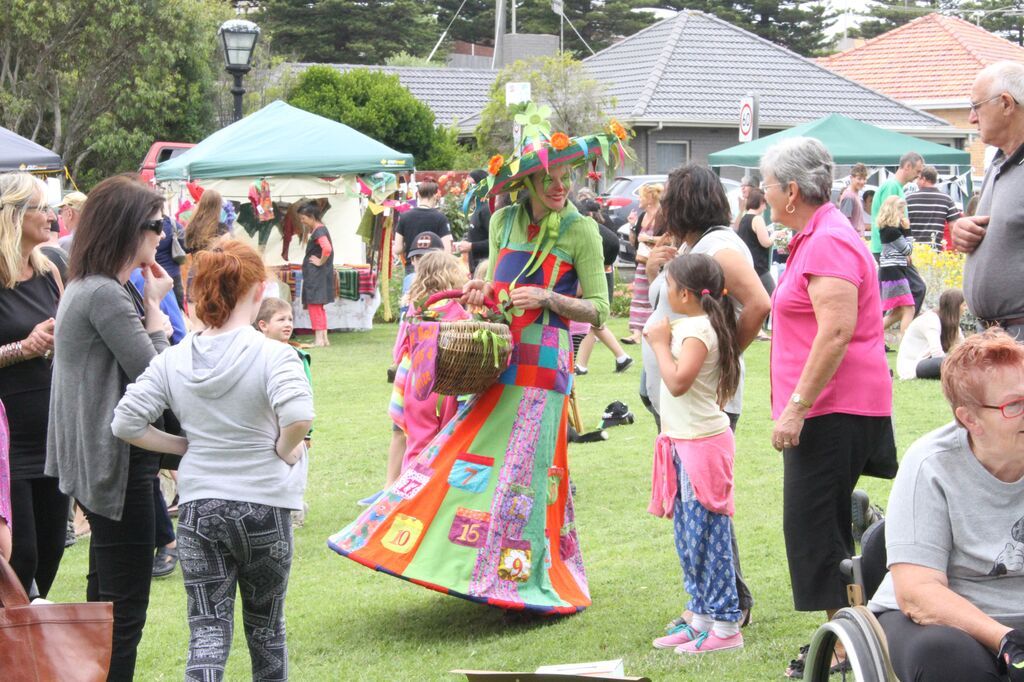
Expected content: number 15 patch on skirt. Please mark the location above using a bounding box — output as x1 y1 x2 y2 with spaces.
448 507 491 548
448 453 494 494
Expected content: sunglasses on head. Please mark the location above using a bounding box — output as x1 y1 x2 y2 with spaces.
141 218 164 234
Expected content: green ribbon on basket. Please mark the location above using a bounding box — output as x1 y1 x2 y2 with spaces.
472 328 510 369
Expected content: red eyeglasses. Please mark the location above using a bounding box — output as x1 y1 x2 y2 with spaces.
979 397 1024 419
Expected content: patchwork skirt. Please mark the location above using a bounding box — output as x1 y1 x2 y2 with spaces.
328 322 589 614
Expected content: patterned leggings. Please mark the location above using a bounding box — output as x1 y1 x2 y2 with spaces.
177 499 293 682
672 459 741 624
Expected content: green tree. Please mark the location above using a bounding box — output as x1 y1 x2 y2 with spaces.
259 0 438 63
652 1 837 56
957 0 1024 45
0 0 228 186
474 53 609 156
287 65 469 169
849 0 941 39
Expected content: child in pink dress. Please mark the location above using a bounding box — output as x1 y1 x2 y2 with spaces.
389 251 471 472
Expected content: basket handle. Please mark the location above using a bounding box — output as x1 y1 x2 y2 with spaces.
423 288 500 313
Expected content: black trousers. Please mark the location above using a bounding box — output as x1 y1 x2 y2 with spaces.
906 262 927 316
8 475 68 597
878 610 1006 681
783 413 893 611
152 477 175 548
82 449 158 682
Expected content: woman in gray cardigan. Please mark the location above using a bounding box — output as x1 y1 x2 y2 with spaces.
46 175 173 681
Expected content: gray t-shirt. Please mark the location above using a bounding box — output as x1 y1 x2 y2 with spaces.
642 228 751 416
963 144 1024 321
869 422 1024 629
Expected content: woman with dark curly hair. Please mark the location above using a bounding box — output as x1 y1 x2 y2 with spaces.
642 163 771 633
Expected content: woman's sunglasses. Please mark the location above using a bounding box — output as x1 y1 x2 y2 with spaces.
141 218 164 234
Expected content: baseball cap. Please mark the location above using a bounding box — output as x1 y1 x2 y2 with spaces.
57 191 87 211
408 231 444 258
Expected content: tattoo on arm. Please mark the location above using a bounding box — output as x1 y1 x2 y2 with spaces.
542 290 600 326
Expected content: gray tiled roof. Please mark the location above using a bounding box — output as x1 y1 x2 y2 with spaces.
290 63 498 129
582 11 950 129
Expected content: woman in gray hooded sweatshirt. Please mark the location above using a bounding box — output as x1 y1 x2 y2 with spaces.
112 238 313 681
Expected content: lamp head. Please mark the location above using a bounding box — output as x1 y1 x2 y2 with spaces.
218 19 260 72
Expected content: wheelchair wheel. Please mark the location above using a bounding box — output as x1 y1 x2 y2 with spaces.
805 607 895 682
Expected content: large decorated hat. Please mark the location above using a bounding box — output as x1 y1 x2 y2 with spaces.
468 102 633 204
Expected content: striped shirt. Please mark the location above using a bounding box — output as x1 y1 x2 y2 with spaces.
905 187 960 247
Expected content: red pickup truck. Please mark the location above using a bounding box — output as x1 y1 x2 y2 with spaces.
138 141 196 184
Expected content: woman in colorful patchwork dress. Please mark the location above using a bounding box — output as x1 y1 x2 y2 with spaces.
328 111 628 613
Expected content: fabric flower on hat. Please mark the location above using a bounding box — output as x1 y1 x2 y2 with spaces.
550 132 570 151
515 102 553 142
488 154 504 176
609 119 627 141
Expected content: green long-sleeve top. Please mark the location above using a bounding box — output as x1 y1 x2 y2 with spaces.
485 201 609 327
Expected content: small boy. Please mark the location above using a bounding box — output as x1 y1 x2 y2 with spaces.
256 298 312 526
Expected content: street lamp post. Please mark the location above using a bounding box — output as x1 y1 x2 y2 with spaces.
218 19 261 123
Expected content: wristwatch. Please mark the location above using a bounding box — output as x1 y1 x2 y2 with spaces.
790 393 812 409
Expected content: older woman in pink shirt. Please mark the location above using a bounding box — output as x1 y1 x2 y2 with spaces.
761 138 896 676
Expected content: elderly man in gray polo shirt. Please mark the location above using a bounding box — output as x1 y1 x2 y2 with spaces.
953 61 1024 340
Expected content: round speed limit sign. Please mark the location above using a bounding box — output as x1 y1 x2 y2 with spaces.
739 101 754 140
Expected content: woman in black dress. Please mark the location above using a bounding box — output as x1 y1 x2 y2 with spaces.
298 201 334 347
0 172 68 597
736 187 775 296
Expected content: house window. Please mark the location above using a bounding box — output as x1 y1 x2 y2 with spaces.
654 142 689 173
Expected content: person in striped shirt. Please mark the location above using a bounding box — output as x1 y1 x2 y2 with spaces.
906 166 961 249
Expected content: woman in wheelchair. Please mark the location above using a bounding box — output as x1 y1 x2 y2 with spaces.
867 329 1024 681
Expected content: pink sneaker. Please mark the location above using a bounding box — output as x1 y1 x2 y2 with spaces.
675 631 744 654
653 623 700 649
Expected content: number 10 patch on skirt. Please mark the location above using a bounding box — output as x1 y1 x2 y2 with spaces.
448 453 494 494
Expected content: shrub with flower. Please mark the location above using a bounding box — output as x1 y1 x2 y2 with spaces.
912 242 964 310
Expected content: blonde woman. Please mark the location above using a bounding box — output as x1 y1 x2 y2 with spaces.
624 182 664 344
876 195 918 343
0 172 67 598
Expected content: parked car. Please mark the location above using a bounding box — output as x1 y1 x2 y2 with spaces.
598 174 666 228
138 141 196 184
602 174 742 267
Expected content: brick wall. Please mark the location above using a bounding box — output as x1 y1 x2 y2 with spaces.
927 106 987 176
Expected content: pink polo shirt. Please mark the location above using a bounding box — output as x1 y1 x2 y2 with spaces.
770 203 892 420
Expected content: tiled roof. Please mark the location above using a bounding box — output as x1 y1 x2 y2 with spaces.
581 10 948 129
290 63 498 128
817 13 1024 102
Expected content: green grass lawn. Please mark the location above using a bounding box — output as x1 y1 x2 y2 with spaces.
48 318 952 680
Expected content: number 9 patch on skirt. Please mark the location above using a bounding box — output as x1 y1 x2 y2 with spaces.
498 539 532 583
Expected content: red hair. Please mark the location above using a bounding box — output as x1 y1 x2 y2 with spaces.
942 328 1024 418
191 237 266 328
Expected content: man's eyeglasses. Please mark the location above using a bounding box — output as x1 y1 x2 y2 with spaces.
979 397 1024 419
969 93 1003 113
141 218 164 234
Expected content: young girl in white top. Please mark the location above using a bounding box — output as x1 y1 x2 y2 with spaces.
644 252 744 655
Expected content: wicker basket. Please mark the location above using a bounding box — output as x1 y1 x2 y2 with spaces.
420 290 512 396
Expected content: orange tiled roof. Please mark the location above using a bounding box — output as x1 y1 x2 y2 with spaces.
818 13 1024 102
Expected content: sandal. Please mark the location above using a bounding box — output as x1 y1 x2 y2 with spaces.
785 644 849 679
152 546 178 578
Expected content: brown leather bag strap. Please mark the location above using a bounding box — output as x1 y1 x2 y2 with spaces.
0 552 31 607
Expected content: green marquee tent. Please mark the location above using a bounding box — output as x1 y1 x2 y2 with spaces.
155 100 414 182
708 114 971 168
